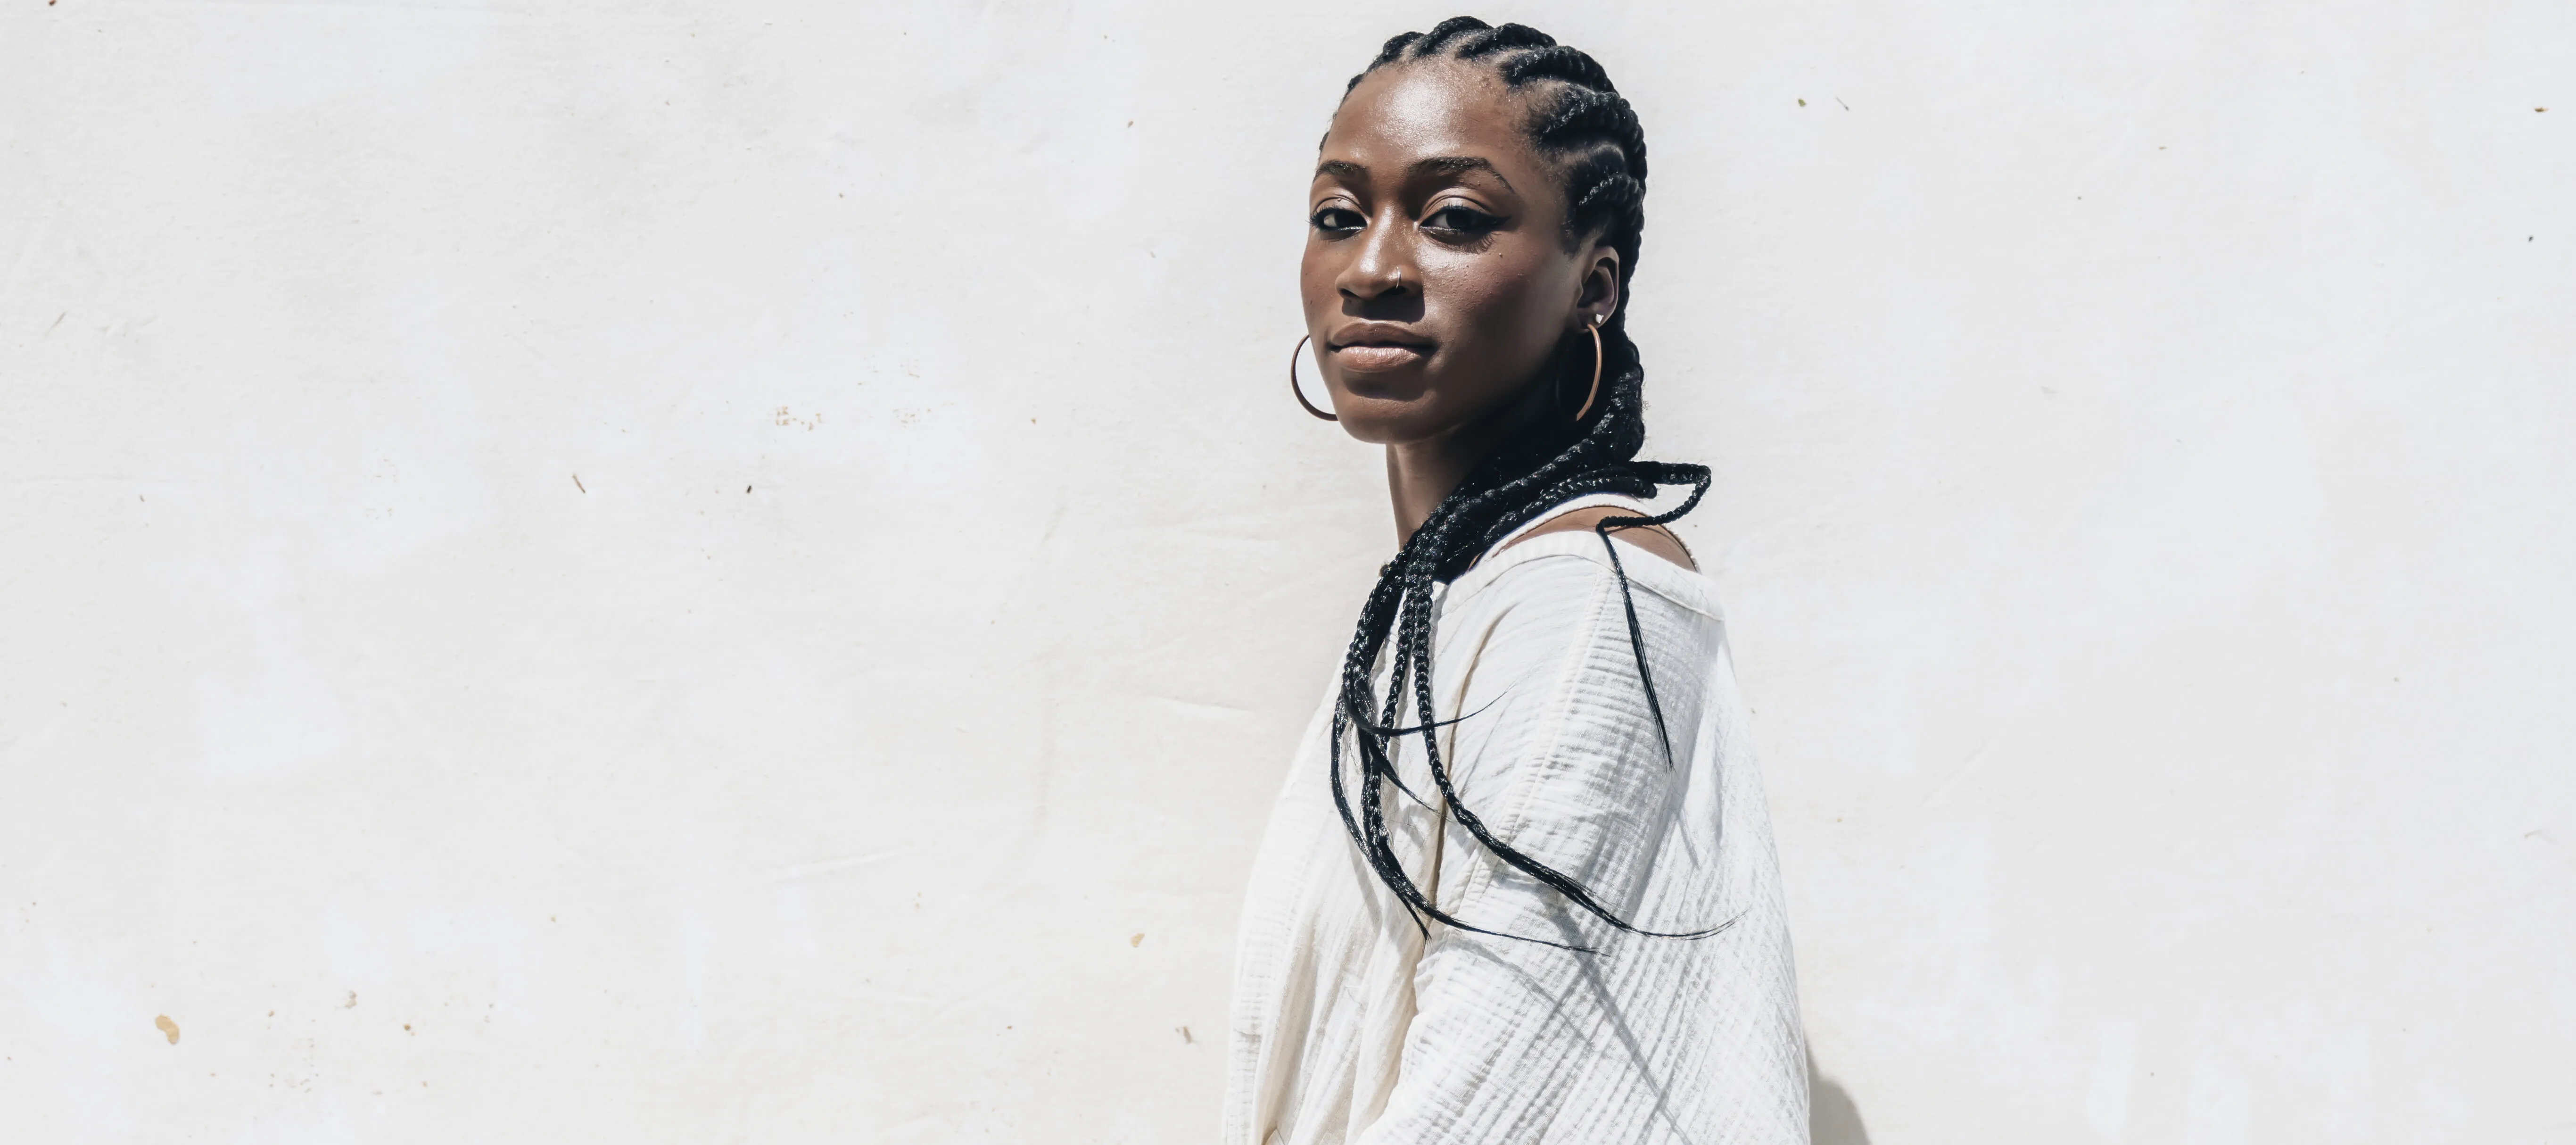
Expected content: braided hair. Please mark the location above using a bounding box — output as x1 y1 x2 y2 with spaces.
1325 17 1721 952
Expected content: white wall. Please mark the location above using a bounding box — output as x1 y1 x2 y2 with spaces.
4 2 2570 1141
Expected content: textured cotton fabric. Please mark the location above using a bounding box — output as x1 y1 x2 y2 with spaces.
1224 498 1808 1145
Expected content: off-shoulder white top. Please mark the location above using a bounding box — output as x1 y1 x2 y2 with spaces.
1223 496 1809 1145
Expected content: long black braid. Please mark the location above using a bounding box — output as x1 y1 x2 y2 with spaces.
1325 17 1724 953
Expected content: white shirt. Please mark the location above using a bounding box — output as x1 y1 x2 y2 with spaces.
1224 497 1809 1145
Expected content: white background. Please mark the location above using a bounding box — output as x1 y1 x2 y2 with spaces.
4 2 2571 1141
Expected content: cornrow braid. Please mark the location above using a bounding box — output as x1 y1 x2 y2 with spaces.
1321 17 1725 952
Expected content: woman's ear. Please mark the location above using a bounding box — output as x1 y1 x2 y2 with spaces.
1573 245 1622 328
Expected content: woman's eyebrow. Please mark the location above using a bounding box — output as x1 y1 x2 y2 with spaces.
1315 159 1367 181
1411 155 1514 192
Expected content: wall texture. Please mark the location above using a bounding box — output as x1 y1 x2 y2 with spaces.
4 2 2570 1141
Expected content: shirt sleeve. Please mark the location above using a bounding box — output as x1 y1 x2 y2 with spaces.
1354 545 1800 1145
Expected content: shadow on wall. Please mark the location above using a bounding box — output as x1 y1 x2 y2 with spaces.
1809 1051 1873 1145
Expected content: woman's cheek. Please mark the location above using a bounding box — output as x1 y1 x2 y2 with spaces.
1297 255 1338 319
1461 246 1538 312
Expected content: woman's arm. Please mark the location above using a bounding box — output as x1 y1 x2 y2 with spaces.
1354 549 1780 1145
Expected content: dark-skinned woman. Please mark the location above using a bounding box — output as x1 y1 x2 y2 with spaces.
1225 20 1808 1145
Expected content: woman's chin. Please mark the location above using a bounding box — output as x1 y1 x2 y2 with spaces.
1330 398 1452 446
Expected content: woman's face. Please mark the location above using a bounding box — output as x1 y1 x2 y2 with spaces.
1303 61 1620 446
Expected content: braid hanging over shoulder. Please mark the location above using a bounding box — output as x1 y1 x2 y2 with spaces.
1321 18 1725 953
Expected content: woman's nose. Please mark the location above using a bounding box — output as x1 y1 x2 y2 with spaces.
1338 212 1415 301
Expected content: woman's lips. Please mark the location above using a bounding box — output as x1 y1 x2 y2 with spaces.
1331 342 1433 372
1329 322 1433 372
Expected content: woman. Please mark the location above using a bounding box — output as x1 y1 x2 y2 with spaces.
1226 19 1809 1145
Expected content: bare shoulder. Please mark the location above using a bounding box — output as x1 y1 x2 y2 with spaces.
1499 505 1697 571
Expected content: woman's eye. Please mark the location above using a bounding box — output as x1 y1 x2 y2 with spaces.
1423 206 1503 235
1310 207 1365 234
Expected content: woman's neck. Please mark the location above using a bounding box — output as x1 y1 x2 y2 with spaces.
1385 384 1559 546
1384 438 1482 547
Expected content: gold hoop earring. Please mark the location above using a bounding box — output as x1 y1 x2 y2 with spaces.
1573 317 1605 422
1290 335 1337 422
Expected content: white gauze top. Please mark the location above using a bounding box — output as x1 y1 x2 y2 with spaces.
1223 495 1809 1145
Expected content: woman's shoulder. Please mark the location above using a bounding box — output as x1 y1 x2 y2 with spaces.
1445 526 1726 629
1500 505 1695 570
